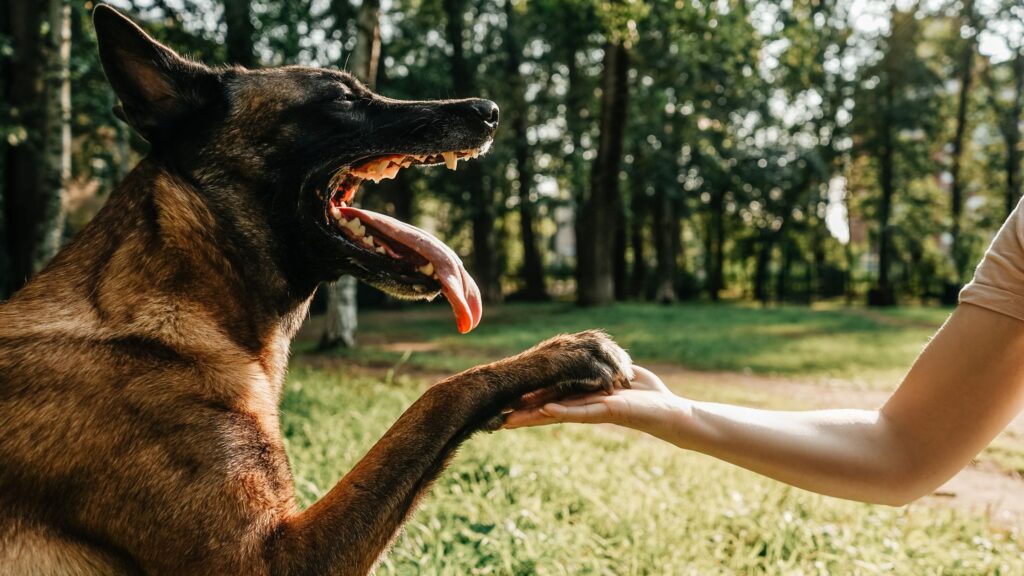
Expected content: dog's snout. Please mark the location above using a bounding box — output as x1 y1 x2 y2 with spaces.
470 100 499 128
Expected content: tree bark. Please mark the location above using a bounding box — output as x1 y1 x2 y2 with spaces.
1006 52 1023 216
753 233 773 304
577 40 629 306
445 0 501 303
223 0 256 67
949 0 976 285
652 186 676 303
320 0 381 350
351 0 381 86
870 71 897 307
3 0 71 296
504 1 545 300
629 170 647 299
613 205 628 300
706 187 726 301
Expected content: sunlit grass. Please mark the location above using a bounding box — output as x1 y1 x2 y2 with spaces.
325 302 952 389
282 366 1024 574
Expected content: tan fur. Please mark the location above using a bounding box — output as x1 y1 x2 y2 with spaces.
0 8 632 573
0 156 633 575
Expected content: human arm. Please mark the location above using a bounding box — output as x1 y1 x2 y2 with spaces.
505 304 1024 505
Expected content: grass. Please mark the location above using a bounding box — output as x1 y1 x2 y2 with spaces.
281 364 1024 574
316 301 953 389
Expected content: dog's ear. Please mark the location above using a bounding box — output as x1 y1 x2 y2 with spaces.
93 4 220 140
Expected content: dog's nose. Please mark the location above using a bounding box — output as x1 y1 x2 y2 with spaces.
470 100 499 128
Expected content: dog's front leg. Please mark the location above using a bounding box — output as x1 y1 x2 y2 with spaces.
265 330 631 576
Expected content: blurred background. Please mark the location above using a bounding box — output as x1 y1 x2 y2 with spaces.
3 0 1022 313
5 0 1024 572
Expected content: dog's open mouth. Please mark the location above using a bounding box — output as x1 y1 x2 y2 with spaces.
323 147 487 333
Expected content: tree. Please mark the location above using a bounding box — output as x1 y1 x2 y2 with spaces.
223 0 256 67
948 0 979 287
984 53 1023 218
444 0 502 303
320 0 381 351
852 7 942 306
2 0 71 296
504 0 546 301
577 39 629 306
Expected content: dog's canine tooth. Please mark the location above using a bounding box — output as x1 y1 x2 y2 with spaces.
442 151 457 170
418 263 434 276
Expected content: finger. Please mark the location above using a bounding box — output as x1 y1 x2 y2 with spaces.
503 395 610 427
631 365 668 391
539 401 613 424
545 393 613 408
503 406 558 429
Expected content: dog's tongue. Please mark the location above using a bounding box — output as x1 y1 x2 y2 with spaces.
338 206 482 333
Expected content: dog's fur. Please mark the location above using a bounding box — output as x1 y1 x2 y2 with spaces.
0 6 632 575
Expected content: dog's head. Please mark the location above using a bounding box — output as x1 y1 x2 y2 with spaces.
93 5 494 333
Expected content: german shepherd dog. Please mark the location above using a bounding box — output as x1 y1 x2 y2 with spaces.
0 5 633 575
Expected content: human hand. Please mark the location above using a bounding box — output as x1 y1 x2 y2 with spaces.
503 365 689 441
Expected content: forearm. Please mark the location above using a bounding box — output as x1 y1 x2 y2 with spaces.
660 402 922 506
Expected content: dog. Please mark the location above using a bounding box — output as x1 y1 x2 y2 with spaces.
0 5 633 575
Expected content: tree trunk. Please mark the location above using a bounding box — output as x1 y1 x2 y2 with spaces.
445 0 501 303
1007 51 1023 216
505 1 545 300
872 102 897 306
320 0 380 350
949 0 976 285
564 28 590 302
706 187 726 301
351 0 381 86
753 233 773 305
3 0 70 296
629 174 647 299
776 237 792 303
577 40 629 306
223 0 256 67
613 212 627 300
652 186 676 303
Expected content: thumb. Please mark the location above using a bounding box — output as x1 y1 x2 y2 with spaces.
540 401 613 424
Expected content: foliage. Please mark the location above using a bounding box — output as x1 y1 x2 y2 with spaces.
4 0 1023 305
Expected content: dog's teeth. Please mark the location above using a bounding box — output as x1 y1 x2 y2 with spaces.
362 235 374 246
329 205 343 220
413 285 425 293
442 151 458 170
383 164 401 179
376 246 386 254
418 263 434 276
344 218 362 234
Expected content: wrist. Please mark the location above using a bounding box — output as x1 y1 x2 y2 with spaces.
641 394 697 447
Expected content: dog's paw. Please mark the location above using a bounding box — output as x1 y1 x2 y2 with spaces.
515 330 633 409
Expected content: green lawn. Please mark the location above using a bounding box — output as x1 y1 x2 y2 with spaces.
284 302 1024 573
282 365 1024 574
314 301 952 388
